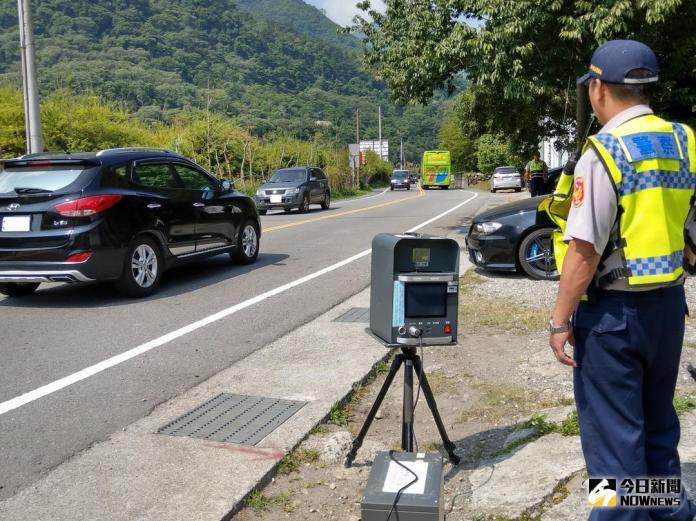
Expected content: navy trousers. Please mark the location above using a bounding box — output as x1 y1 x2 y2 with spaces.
574 285 696 521
529 176 545 196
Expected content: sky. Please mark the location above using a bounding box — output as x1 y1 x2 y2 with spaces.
304 0 386 26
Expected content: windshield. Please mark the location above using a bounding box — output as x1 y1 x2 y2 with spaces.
392 172 408 179
268 169 306 183
0 166 85 195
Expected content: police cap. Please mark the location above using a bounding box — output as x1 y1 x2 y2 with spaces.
577 39 659 86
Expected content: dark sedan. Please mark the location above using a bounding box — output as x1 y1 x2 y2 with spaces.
466 167 563 280
390 170 411 190
0 148 261 298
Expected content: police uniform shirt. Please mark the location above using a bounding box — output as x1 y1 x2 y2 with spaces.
564 104 660 291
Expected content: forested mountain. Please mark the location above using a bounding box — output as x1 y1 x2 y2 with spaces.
0 0 441 162
236 0 359 50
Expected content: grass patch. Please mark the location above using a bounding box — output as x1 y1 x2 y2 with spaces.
350 382 368 403
423 441 442 452
375 359 390 375
551 481 571 505
459 273 551 332
674 393 696 416
273 492 296 513
310 424 329 435
333 187 373 199
684 342 696 350
426 370 459 394
328 402 350 426
277 449 319 476
244 490 297 514
521 411 579 439
460 384 568 423
301 480 324 489
245 490 272 514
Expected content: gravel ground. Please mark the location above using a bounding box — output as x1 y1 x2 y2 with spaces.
233 260 696 521
469 268 696 319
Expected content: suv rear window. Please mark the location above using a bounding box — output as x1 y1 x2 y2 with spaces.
494 167 518 175
0 166 86 194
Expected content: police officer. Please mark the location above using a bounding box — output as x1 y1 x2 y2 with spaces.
525 152 548 196
548 40 696 520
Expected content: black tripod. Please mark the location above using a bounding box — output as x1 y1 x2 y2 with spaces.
344 346 460 467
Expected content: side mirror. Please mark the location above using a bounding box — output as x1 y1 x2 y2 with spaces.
221 179 232 191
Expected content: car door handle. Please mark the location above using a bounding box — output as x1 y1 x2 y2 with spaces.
193 202 205 207
146 203 162 209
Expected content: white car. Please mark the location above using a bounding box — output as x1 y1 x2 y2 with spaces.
490 166 522 193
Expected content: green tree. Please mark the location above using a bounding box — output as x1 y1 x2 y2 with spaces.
353 0 696 151
362 150 392 185
438 110 476 174
475 134 521 176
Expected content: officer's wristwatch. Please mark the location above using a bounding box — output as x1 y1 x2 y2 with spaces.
548 319 571 334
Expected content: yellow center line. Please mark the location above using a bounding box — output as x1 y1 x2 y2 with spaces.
263 185 426 233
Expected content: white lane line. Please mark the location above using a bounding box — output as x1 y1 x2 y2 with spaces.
407 191 479 232
0 191 479 417
337 187 390 204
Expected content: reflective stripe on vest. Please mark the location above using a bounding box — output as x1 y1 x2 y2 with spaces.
587 115 696 287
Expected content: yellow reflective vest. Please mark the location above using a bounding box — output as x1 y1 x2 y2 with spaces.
539 114 696 289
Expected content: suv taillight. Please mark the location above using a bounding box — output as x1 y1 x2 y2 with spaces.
54 195 122 217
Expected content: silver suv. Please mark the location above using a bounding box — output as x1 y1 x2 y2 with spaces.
490 166 522 193
254 167 330 214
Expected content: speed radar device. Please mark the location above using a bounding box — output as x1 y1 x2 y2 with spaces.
345 233 461 468
370 233 459 347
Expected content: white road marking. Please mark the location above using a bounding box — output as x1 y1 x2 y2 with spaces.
336 186 389 204
0 191 479 416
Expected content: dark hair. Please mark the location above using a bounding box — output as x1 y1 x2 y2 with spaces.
604 69 655 104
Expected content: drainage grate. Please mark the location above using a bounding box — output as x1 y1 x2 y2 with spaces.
333 307 370 323
158 393 306 445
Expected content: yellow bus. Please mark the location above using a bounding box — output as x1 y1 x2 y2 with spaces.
421 150 451 189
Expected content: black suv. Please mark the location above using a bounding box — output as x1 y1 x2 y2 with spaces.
0 148 261 298
254 167 330 214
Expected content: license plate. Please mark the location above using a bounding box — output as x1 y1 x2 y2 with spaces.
270 195 282 203
1 215 31 232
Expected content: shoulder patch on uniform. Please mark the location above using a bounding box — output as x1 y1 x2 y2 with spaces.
620 132 682 162
573 177 585 208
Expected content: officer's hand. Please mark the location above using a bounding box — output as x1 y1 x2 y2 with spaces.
549 329 577 367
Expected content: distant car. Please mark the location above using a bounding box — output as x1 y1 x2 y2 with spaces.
0 148 261 298
390 170 411 190
466 167 563 280
490 166 522 193
254 167 330 214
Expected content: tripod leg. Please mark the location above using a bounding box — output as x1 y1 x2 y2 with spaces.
402 357 414 452
412 356 461 466
344 354 403 468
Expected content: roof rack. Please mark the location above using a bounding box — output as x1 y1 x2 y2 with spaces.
96 147 173 156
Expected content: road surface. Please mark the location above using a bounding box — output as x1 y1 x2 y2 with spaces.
0 186 489 500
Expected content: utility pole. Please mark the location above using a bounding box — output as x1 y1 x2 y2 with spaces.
378 105 383 161
400 137 404 169
355 109 360 188
17 0 43 154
